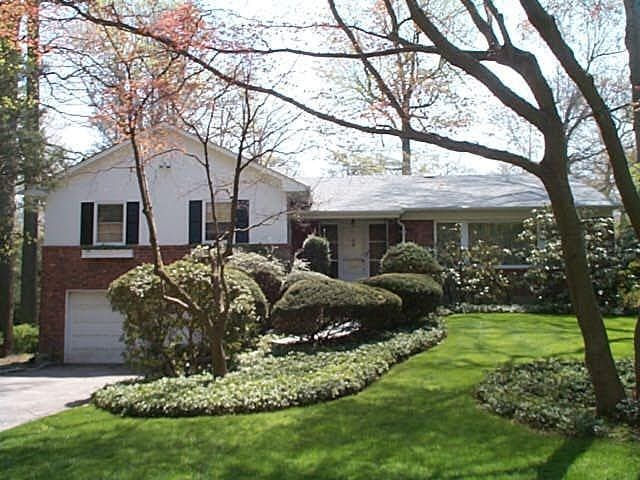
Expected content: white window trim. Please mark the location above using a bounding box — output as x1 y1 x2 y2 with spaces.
94 203 126 246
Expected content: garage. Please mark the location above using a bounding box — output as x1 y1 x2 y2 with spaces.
64 291 125 363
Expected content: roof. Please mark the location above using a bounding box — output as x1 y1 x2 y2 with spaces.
55 124 308 193
296 174 616 215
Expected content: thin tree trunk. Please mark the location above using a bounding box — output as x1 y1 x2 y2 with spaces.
401 121 411 175
543 172 626 416
401 137 411 175
210 327 227 377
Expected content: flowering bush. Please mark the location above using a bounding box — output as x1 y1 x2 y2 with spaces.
519 209 639 312
440 241 511 305
108 258 267 377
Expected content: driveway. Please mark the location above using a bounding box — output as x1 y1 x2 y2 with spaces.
0 365 135 431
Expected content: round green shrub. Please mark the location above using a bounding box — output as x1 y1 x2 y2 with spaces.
272 278 402 337
281 270 331 293
360 273 443 321
298 234 331 275
380 242 441 275
227 250 286 305
108 259 267 376
13 324 39 354
92 323 446 417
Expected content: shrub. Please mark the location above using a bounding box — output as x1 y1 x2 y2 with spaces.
92 322 446 417
475 358 637 438
298 234 331 274
272 278 402 338
519 208 638 313
227 250 286 305
380 242 441 275
281 270 331 293
108 259 267 377
13 324 39 354
441 241 511 305
360 273 443 321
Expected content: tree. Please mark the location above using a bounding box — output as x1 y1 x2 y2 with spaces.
0 23 21 355
66 2 296 376
51 0 637 415
318 1 464 175
19 0 44 327
625 0 640 161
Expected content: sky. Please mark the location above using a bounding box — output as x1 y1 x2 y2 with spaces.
48 0 626 178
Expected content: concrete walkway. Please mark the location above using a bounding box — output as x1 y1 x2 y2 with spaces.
0 365 135 431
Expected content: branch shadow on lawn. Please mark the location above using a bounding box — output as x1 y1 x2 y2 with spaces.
0 372 606 480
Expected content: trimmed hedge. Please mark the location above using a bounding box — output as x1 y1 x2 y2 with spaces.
281 270 331 293
380 242 441 275
360 273 443 321
298 235 331 274
272 278 402 337
475 358 638 438
227 251 286 305
92 322 446 417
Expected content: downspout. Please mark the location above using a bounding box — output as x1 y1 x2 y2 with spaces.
396 214 406 243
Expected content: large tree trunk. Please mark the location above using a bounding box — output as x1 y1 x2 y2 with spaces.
625 0 640 162
19 1 41 326
0 34 20 356
543 172 626 416
635 312 640 399
0 145 17 355
19 204 38 325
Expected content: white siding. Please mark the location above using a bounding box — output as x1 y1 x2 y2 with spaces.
44 132 290 246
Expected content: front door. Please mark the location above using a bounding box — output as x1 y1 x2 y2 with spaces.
338 221 368 281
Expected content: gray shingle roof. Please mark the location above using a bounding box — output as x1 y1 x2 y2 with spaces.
295 174 615 214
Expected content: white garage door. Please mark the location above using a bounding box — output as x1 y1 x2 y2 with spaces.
65 291 125 363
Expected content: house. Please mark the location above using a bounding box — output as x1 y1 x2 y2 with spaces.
38 126 616 363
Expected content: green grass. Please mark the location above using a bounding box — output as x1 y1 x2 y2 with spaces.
1 313 639 479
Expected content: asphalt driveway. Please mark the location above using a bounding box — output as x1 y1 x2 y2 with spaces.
0 365 135 431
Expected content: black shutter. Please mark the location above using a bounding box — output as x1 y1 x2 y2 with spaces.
80 202 94 246
189 200 203 244
235 200 249 244
126 202 140 245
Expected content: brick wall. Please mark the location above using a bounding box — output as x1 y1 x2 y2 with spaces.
39 243 289 360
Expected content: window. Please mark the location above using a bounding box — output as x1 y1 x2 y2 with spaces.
320 224 338 278
368 223 388 276
205 201 250 244
436 221 527 266
205 202 232 241
468 222 526 264
96 204 124 244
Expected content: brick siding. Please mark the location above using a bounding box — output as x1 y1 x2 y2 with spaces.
39 243 289 361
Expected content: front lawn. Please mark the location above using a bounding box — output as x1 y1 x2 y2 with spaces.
1 313 639 479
